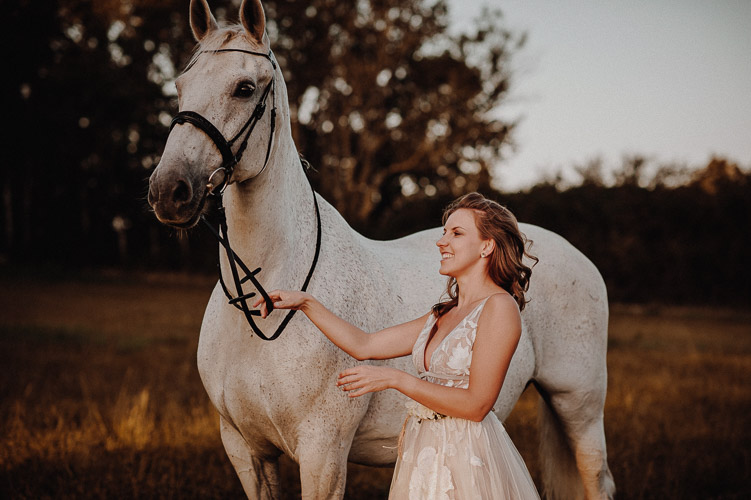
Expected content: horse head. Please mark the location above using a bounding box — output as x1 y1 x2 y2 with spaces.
148 0 278 228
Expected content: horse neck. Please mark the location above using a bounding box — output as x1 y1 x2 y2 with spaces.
222 139 316 289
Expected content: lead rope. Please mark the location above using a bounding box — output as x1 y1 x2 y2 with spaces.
200 159 321 341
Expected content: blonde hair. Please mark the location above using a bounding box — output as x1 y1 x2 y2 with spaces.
432 192 538 317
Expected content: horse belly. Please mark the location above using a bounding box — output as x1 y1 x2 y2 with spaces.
348 357 414 466
494 324 535 421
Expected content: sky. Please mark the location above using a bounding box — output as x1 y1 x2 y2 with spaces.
447 0 751 191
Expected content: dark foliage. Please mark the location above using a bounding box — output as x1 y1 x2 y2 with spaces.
2 1 747 306
503 162 751 306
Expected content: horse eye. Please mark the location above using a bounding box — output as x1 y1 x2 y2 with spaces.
234 82 255 98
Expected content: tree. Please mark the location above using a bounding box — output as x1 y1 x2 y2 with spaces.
1 0 206 267
1 0 522 266
263 0 522 233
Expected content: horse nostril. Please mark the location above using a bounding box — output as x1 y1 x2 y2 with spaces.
172 179 192 205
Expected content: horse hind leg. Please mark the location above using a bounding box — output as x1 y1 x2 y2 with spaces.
220 416 281 499
536 383 615 500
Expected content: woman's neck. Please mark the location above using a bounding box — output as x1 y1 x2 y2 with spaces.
454 272 503 309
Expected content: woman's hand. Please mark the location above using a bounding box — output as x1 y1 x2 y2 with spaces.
253 290 311 319
337 365 403 398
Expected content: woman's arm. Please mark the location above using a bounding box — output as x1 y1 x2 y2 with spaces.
337 293 522 421
254 290 428 360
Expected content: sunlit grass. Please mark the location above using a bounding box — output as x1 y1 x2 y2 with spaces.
1 275 749 498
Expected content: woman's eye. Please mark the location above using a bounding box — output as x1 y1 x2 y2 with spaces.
234 82 255 98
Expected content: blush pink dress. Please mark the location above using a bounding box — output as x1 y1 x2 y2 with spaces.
388 298 540 499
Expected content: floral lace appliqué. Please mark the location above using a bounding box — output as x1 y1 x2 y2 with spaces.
408 447 455 500
446 344 472 371
414 302 484 390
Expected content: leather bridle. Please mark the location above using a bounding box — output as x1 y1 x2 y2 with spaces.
169 47 321 341
170 48 278 187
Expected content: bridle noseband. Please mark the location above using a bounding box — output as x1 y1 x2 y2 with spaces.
170 47 321 341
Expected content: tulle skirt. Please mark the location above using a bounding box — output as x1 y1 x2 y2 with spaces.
389 412 540 500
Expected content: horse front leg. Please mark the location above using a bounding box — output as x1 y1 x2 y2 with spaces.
220 416 281 500
296 420 357 500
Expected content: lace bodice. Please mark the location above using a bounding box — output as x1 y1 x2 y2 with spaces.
412 298 490 389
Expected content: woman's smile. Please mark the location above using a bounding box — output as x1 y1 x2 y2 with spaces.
441 252 454 261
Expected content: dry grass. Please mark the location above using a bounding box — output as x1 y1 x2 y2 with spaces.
1 273 749 499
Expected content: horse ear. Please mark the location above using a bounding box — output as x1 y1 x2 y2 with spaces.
239 0 266 42
190 0 218 42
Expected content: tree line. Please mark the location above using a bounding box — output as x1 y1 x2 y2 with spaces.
512 158 750 306
383 157 750 306
2 1 748 306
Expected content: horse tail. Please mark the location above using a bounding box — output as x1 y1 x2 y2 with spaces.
536 385 585 500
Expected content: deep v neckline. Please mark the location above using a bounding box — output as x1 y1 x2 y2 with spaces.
423 299 487 372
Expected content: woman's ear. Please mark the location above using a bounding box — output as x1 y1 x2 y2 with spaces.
482 240 495 258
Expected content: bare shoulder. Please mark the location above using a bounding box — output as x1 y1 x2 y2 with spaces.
476 293 522 341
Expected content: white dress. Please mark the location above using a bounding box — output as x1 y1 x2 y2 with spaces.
388 298 540 499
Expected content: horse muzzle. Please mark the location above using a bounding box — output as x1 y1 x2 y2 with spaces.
147 164 208 228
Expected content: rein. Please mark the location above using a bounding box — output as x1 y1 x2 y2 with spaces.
201 172 321 341
171 47 321 341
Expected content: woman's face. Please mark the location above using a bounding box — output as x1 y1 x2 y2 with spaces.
436 208 488 277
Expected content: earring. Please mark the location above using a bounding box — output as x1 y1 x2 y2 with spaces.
481 252 486 258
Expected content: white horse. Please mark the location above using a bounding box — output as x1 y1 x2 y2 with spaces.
148 1 615 498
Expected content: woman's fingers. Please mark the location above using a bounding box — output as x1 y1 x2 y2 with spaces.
337 375 358 388
336 371 361 396
252 290 278 309
252 293 271 318
251 290 296 318
336 366 391 398
339 380 365 398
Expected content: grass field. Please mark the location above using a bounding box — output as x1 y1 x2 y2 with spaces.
1 272 749 499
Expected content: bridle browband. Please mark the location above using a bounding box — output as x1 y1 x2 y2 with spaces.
170 47 321 341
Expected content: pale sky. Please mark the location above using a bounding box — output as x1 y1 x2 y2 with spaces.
447 0 751 190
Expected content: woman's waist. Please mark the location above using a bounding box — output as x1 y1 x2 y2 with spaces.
405 405 501 428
